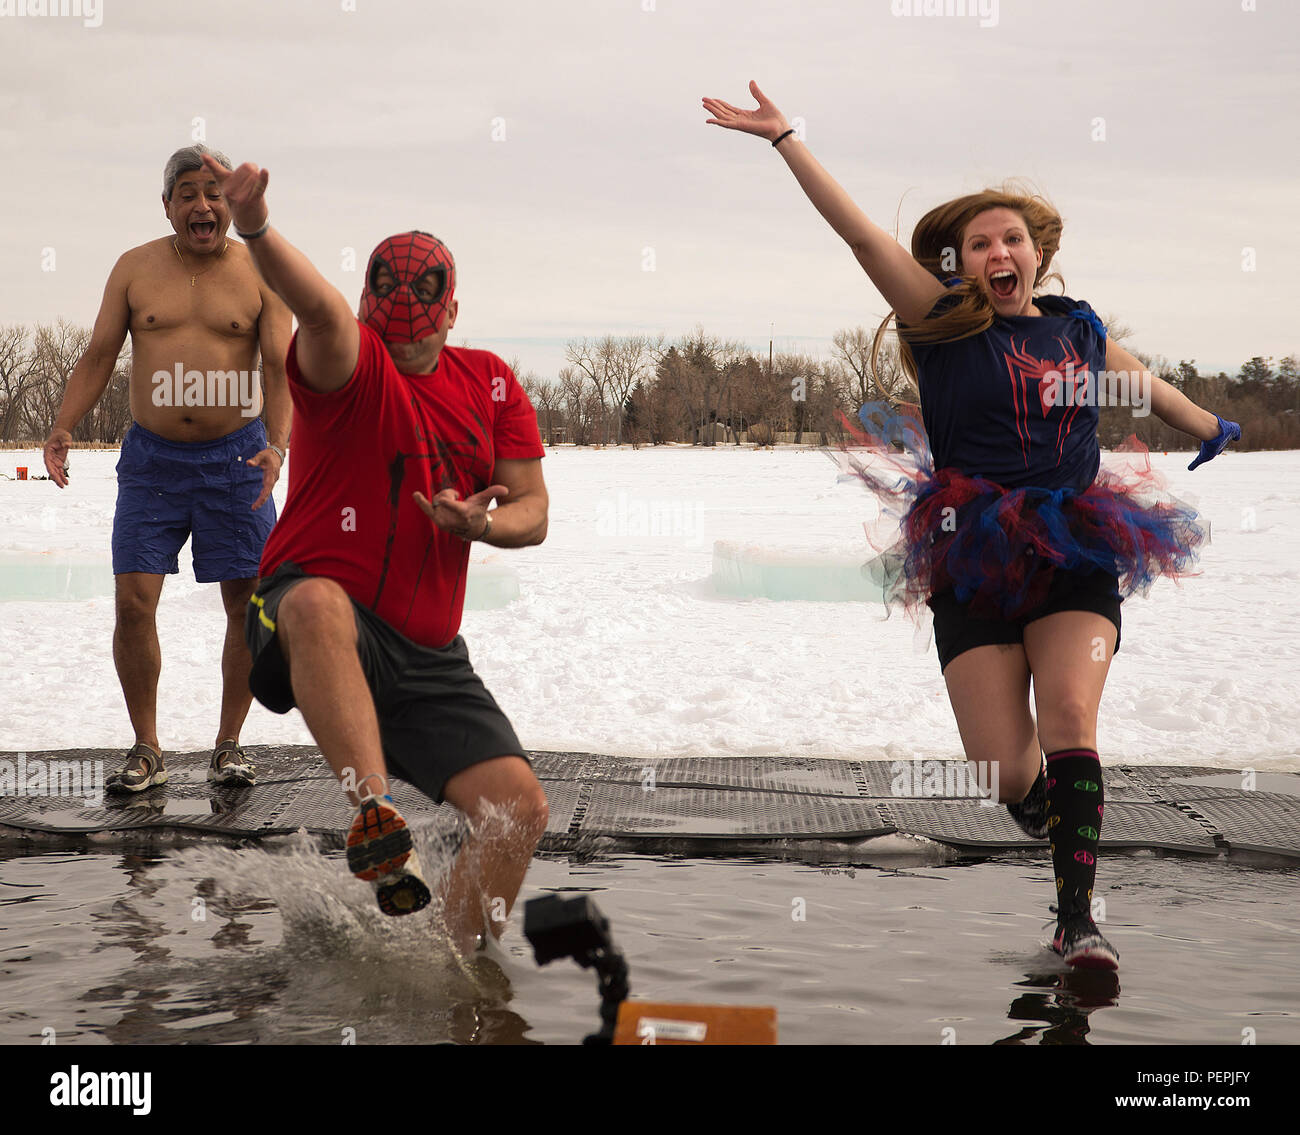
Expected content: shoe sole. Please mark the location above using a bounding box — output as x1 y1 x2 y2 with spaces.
1052 937 1120 970
374 870 432 916
346 799 432 917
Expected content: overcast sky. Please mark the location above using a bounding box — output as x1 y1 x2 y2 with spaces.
2 0 1297 378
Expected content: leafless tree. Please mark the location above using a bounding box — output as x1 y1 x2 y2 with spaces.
558 364 600 446
0 325 40 440
91 349 133 442
517 369 562 446
773 351 826 443
1098 312 1134 344
832 325 916 406
608 334 662 445
564 336 621 445
662 327 755 445
25 321 93 441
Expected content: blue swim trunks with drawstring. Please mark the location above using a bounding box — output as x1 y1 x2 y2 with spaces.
111 419 276 582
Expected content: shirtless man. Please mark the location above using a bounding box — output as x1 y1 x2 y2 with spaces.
42 144 292 792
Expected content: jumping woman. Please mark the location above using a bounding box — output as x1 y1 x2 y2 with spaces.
703 82 1240 969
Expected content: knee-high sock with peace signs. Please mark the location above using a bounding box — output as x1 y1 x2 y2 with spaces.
1044 748 1104 920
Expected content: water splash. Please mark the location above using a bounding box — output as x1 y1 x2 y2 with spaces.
106 827 530 1042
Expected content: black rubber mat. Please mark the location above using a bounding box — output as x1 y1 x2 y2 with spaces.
2 748 1297 859
578 784 893 839
880 799 1032 847
1158 787 1300 855
534 753 870 796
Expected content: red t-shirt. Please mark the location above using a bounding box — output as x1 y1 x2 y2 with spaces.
260 321 545 648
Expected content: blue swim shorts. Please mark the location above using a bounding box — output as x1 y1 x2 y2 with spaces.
112 419 277 582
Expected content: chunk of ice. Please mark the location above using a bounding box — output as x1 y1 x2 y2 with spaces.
0 559 114 601
465 561 521 609
711 540 884 602
0 556 521 609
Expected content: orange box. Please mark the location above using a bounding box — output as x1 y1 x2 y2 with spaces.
16 467 27 480
613 1001 777 1045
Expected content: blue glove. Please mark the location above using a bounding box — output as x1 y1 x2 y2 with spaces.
1188 415 1241 471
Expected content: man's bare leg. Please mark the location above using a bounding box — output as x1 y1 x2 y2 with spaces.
273 578 543 934
113 572 166 753
441 758 549 953
215 577 258 748
274 577 430 915
273 578 388 799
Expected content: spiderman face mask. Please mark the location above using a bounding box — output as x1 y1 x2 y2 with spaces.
359 231 457 343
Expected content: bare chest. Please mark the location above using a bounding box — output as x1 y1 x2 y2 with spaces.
128 258 263 342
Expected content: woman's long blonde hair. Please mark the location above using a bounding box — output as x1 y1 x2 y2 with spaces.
873 184 1066 389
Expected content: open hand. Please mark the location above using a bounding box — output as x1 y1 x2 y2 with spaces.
43 428 72 488
414 485 508 541
702 80 790 142
245 447 282 510
201 154 269 235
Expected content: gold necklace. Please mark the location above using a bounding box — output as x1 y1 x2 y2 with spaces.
173 237 229 287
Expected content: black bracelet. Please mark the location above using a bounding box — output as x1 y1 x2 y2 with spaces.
772 128 796 148
235 221 270 240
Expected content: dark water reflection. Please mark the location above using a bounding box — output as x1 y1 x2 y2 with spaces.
1 841 1296 1045
996 970 1123 1045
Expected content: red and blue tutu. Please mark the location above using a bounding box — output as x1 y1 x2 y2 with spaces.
836 403 1206 619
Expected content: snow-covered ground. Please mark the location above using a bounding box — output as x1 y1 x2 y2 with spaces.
1 445 1296 769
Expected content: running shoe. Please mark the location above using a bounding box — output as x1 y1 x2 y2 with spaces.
1052 913 1120 970
1007 758 1048 839
106 742 168 794
208 739 257 786
346 795 432 916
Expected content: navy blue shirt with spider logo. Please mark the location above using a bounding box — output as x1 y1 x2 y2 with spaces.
903 292 1109 491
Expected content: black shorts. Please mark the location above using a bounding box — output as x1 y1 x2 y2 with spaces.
928 568 1122 673
244 562 527 803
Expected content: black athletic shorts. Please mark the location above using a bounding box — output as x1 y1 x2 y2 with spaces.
928 567 1122 673
244 561 528 803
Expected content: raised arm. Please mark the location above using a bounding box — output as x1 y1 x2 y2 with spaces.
201 155 358 393
703 81 946 325
43 255 132 486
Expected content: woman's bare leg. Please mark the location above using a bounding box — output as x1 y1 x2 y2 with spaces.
941 643 1041 802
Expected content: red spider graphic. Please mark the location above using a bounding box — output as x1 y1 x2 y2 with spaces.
1001 336 1088 466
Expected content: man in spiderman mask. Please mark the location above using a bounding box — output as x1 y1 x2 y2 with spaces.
202 155 550 955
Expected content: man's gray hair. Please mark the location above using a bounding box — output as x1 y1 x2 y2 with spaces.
163 144 232 200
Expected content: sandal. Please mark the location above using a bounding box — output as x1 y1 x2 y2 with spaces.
209 739 257 786
106 742 168 794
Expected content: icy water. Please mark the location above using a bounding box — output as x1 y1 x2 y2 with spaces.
2 840 1297 1045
